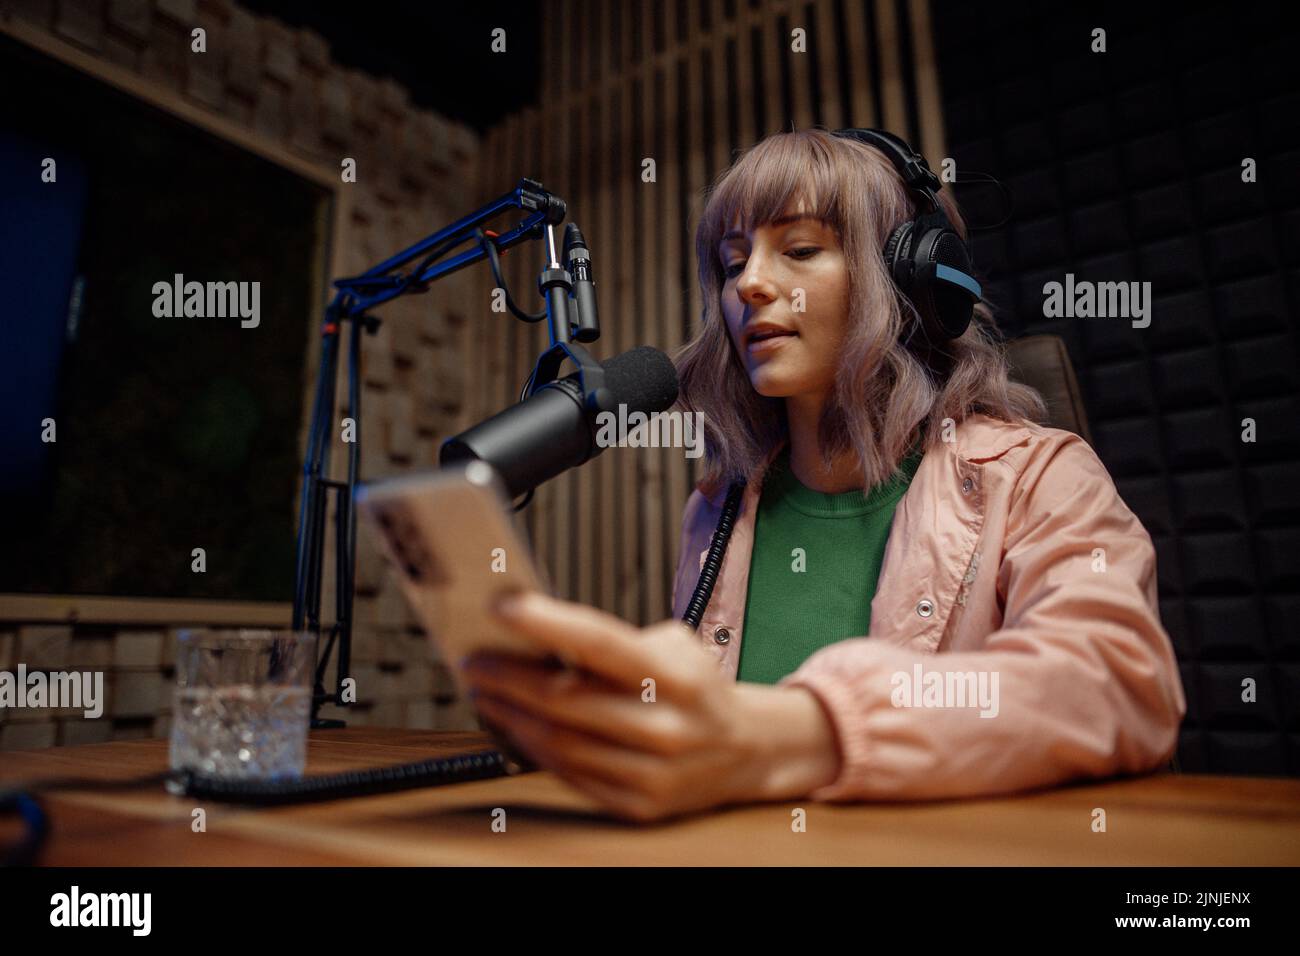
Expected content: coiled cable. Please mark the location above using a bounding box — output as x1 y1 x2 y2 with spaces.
680 481 747 631
171 749 514 805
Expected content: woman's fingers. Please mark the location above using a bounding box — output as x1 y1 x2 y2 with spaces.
489 592 703 689
464 654 698 755
552 770 670 824
473 693 665 797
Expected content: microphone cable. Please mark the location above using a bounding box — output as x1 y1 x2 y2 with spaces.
0 751 526 863
170 749 516 805
476 227 549 323
681 480 747 630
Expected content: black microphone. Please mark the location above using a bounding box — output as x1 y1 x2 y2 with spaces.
439 346 679 498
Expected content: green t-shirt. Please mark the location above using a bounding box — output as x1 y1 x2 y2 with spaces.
737 443 923 684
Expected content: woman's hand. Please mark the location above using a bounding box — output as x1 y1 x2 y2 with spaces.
459 592 842 823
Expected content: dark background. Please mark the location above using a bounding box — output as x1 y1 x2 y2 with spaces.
0 36 325 602
238 0 542 132
932 0 1300 775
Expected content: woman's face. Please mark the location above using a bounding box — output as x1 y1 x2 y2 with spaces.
718 199 850 402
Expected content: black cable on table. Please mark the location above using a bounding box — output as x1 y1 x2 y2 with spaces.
0 751 521 864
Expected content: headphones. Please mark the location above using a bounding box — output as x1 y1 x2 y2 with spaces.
831 127 982 343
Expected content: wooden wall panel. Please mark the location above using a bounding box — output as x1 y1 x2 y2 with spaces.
843 0 876 126
789 1 815 129
814 0 844 129
611 14 633 619
874 0 909 137
658 0 691 603
908 0 947 163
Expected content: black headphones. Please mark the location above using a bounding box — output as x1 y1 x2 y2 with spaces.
831 127 982 343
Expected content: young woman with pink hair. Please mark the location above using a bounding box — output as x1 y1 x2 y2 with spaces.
463 128 1185 823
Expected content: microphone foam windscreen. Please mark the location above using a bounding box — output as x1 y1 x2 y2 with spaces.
601 346 680 413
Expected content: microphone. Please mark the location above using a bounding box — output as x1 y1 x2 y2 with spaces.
440 346 679 498
563 224 599 342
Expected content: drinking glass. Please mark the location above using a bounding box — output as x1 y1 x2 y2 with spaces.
168 628 317 782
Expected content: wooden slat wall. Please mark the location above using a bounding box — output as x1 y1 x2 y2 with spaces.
606 10 634 623
468 0 946 625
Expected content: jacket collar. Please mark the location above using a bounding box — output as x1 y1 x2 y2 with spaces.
696 415 1037 505
953 414 1037 462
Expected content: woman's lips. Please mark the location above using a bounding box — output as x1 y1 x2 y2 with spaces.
747 331 797 355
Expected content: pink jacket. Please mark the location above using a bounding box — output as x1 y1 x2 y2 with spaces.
670 414 1187 801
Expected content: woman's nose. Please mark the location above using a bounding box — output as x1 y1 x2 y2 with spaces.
737 251 779 305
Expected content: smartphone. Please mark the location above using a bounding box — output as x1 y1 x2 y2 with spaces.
355 461 555 772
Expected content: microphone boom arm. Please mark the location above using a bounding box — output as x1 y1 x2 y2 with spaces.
331 178 565 311
294 178 588 728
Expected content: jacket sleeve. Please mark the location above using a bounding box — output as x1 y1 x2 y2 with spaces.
777 438 1187 802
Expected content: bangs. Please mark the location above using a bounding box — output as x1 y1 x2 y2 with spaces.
699 132 846 267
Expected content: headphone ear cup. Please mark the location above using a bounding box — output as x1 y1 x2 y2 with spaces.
884 220 939 339
885 216 979 343
882 221 914 294
913 224 977 339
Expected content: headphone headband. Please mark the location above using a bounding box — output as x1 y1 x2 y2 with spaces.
832 127 942 209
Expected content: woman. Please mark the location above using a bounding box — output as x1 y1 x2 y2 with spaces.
463 128 1185 822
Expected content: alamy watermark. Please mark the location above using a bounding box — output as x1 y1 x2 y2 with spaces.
0 664 104 719
1042 273 1151 329
50 886 151 936
890 663 1000 718
594 404 705 459
152 273 260 328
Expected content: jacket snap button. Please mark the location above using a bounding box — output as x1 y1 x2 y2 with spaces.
713 626 731 645
961 477 973 494
916 599 934 618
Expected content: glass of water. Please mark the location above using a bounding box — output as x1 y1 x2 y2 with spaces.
169 628 317 782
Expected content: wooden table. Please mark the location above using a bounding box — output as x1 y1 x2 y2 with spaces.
2 728 1298 866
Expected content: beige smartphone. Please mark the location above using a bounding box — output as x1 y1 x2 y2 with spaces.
355 461 556 773
355 460 553 672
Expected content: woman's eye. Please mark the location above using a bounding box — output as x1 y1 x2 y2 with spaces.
723 247 819 279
